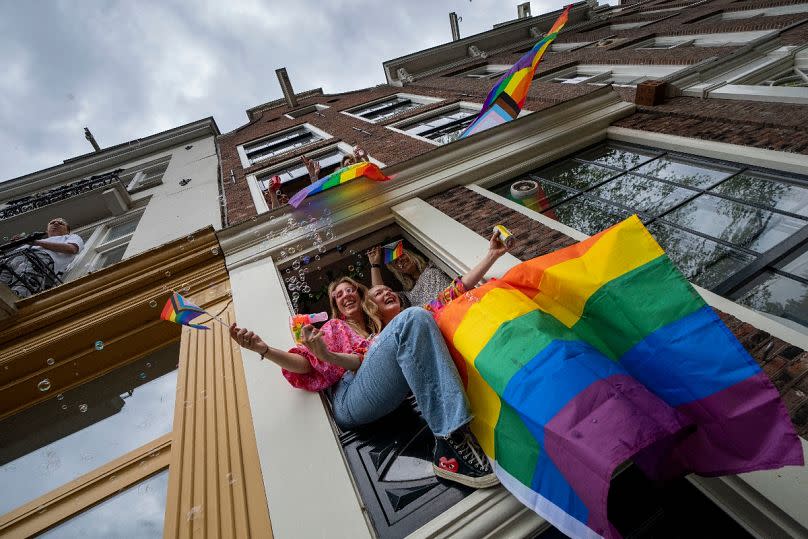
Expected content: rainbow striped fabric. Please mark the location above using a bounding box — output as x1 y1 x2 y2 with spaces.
383 240 404 264
434 216 802 539
288 162 390 208
160 292 209 330
460 5 571 138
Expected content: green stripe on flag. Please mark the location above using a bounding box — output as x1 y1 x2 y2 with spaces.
495 402 540 487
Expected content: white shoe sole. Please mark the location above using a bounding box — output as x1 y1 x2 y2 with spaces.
433 464 500 488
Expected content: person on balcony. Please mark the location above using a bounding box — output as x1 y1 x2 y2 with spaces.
0 217 83 298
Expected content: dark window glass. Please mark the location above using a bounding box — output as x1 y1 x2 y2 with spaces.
648 222 755 288
735 271 808 327
634 156 737 188
354 96 421 121
663 195 806 252
779 249 808 279
589 174 695 218
0 344 179 515
542 196 629 236
257 149 348 192
536 160 621 190
402 107 477 145
96 244 128 269
37 470 168 539
245 127 323 164
710 173 808 216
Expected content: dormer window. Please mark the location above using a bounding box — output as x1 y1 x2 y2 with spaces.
238 125 329 167
344 93 443 123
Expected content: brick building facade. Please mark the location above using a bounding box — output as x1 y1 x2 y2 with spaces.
216 1 808 537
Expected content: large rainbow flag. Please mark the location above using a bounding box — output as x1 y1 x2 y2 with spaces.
288 161 390 208
434 216 802 539
460 5 571 139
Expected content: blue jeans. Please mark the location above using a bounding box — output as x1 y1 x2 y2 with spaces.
331 308 472 437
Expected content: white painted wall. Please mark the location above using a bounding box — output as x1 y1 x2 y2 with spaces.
125 134 221 257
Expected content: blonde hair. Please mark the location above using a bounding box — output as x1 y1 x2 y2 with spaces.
327 276 382 337
386 249 427 291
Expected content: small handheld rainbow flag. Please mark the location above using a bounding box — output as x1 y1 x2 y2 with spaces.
288 162 390 208
383 240 404 264
160 292 209 330
460 5 571 138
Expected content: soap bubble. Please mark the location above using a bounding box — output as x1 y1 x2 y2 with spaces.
138 372 147 380
46 358 55 366
165 271 171 277
211 247 219 255
56 393 64 401
37 379 51 392
149 299 158 308
79 404 88 413
94 341 104 351
187 506 203 521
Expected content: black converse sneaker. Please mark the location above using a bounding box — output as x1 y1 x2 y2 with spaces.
433 427 499 488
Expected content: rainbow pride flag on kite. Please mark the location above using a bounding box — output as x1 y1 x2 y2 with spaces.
160 292 209 330
435 215 802 539
460 5 571 139
383 240 404 264
288 161 390 208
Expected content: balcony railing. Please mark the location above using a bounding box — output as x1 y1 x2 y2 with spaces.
0 170 124 221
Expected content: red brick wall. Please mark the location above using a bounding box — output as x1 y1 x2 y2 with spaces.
426 186 808 438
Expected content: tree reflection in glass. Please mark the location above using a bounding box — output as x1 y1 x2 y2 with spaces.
537 160 620 190
664 195 807 252
736 272 808 327
577 145 658 170
543 196 628 236
635 156 736 188
589 174 695 218
711 173 808 217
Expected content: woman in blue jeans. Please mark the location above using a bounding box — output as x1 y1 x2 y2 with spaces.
231 232 509 488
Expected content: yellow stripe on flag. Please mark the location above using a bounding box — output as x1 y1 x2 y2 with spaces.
453 287 538 457
533 215 664 327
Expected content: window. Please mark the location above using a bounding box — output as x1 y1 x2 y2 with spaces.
121 156 171 193
722 3 808 19
392 104 480 145
458 64 511 79
284 104 329 119
69 211 144 276
490 142 808 327
635 38 695 50
633 31 773 49
238 125 328 167
542 64 686 87
549 42 593 52
611 21 654 30
344 93 442 123
257 146 350 196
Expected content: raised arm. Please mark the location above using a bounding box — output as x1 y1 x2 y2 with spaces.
230 323 312 373
460 231 510 290
367 245 385 287
301 155 321 184
300 324 362 371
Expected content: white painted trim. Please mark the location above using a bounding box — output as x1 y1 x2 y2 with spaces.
341 93 444 124
246 172 270 214
386 101 484 146
229 254 371 539
607 127 808 176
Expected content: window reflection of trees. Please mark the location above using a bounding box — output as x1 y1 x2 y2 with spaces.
712 174 808 216
737 273 808 326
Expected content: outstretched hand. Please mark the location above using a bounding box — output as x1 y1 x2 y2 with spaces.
299 324 330 360
230 323 269 355
367 245 382 265
301 155 321 182
488 231 510 259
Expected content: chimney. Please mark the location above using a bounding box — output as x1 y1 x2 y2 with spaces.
84 127 101 152
449 12 461 41
517 2 532 18
275 68 298 109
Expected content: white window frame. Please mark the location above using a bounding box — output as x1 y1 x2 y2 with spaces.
65 210 145 278
722 2 808 19
542 64 687 86
283 104 329 120
457 64 512 79
549 41 593 52
120 156 171 194
634 30 775 49
341 93 443 124
245 143 386 214
237 123 332 168
610 21 654 31
683 46 808 104
386 101 483 146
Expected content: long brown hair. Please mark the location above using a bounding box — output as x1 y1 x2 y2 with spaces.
327 277 382 337
387 249 427 291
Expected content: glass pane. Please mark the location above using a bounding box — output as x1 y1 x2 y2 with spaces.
0 344 179 515
663 195 807 252
576 145 658 170
105 220 139 242
258 149 348 191
634 156 737 188
648 222 755 288
37 470 168 539
97 245 128 269
589 174 696 218
711 173 808 216
778 248 808 279
404 108 476 137
535 160 620 190
735 272 808 327
543 196 629 236
491 177 576 213
430 123 473 145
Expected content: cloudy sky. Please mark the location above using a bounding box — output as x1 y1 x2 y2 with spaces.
1 0 576 181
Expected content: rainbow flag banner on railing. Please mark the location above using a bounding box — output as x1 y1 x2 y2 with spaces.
435 215 802 539
288 162 390 208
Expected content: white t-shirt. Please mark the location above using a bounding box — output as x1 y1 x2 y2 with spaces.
33 233 84 275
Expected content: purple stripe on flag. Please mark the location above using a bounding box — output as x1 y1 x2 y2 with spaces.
674 371 804 476
543 374 691 538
